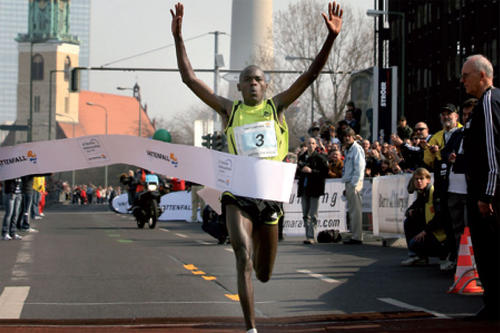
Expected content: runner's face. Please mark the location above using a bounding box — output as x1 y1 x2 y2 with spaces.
238 67 267 106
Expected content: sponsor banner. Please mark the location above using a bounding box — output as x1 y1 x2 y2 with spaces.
283 179 348 236
372 174 416 237
0 135 296 202
361 179 372 213
112 191 201 222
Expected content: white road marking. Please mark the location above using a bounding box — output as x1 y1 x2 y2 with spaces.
175 233 188 238
0 287 30 319
196 240 213 245
12 234 34 282
160 228 169 232
297 269 340 283
378 298 449 318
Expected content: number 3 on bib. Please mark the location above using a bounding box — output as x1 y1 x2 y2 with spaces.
233 121 278 158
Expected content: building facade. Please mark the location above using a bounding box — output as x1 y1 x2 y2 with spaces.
385 0 500 132
0 0 89 126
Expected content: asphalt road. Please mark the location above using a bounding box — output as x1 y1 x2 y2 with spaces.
0 205 491 330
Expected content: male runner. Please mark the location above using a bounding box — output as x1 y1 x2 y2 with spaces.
171 3 343 332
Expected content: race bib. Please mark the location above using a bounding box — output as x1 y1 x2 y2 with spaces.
233 121 278 158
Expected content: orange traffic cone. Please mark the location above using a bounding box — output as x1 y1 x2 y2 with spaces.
447 227 483 295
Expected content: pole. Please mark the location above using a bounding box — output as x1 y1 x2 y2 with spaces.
401 13 405 118
311 83 314 124
133 83 141 137
86 102 109 187
28 42 33 142
210 31 225 130
48 70 64 140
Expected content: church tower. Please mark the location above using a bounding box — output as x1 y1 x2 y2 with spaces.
16 0 80 143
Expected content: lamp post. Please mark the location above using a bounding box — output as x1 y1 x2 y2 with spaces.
86 102 109 188
48 69 65 140
285 55 315 125
56 112 76 187
366 9 406 118
117 83 142 136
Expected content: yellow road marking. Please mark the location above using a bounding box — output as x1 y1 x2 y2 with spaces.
225 294 239 301
202 276 216 281
192 270 206 275
183 264 197 270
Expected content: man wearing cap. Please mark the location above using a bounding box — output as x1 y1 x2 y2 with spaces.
423 104 463 170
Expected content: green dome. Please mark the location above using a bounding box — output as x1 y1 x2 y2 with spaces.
152 129 171 143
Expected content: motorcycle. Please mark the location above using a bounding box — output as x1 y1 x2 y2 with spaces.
131 174 164 229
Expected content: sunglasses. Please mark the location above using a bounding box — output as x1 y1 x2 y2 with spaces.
415 128 427 131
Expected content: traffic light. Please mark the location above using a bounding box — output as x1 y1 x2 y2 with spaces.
201 134 212 148
212 132 227 152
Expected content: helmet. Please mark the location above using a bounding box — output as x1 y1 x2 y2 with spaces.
152 129 171 143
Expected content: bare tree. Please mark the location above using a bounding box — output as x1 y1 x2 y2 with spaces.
268 0 373 146
152 105 214 145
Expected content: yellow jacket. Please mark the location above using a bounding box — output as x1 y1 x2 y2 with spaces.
423 123 463 169
33 176 45 192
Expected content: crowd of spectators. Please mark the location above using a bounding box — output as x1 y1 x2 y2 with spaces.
291 99 476 272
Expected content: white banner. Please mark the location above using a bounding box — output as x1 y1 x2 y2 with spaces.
111 191 201 222
0 135 296 202
371 174 416 237
283 179 348 236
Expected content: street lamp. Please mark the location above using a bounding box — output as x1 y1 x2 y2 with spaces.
56 112 76 187
48 69 65 140
285 55 315 125
116 83 142 136
86 102 109 188
366 9 406 118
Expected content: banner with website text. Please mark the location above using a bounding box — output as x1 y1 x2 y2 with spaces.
0 135 296 202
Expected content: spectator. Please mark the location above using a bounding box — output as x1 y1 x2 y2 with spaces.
120 170 137 206
462 54 500 319
20 175 37 233
86 184 94 204
396 116 413 141
297 137 329 244
378 160 392 176
2 178 23 240
344 110 360 134
327 149 343 178
188 182 205 222
437 98 478 272
341 127 366 244
346 101 362 127
32 176 44 220
423 104 462 170
401 168 447 266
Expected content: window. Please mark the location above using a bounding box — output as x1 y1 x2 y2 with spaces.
31 54 44 80
64 56 71 81
34 96 41 113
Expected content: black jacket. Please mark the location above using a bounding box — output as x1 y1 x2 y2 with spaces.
297 150 328 197
464 87 500 203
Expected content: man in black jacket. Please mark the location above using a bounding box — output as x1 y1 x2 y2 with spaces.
461 54 500 320
297 137 329 244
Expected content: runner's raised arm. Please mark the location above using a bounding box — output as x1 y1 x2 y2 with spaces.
170 3 233 122
272 2 343 113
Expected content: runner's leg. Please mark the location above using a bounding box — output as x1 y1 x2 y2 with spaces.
252 223 278 282
225 204 255 330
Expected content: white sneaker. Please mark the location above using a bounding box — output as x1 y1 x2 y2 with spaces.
246 329 258 333
440 259 456 271
34 216 42 220
12 234 22 240
401 256 428 266
23 228 38 233
2 234 12 241
40 213 45 217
